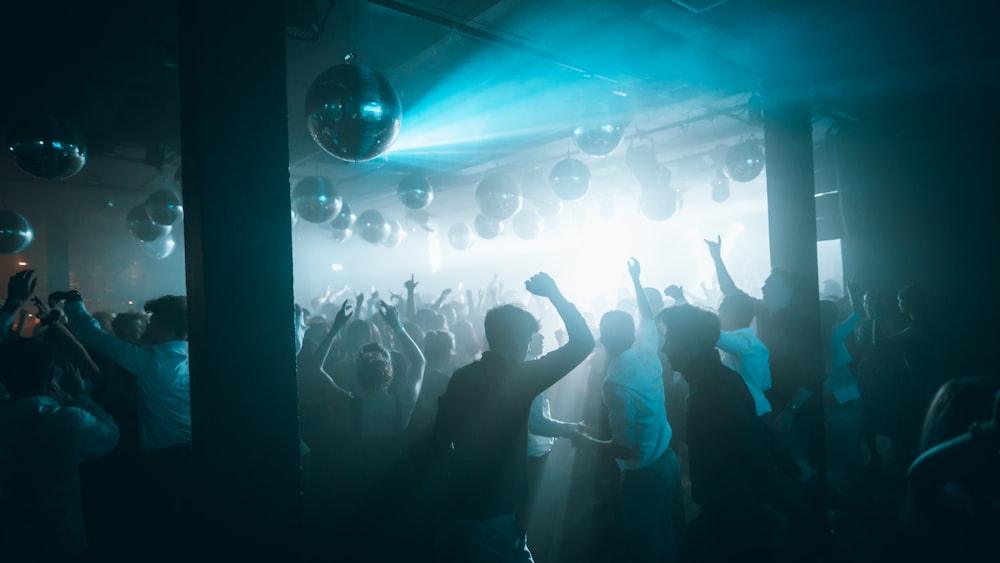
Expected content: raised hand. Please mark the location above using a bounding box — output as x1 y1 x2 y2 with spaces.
705 235 722 257
377 299 402 330
525 273 561 300
6 269 38 303
355 292 365 310
663 284 685 301
439 288 452 300
404 274 418 293
627 257 641 280
333 299 354 329
389 292 403 303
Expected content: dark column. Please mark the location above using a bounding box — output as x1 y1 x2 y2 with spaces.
178 1 300 559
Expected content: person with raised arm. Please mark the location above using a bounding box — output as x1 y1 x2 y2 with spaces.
434 272 594 563
576 258 680 563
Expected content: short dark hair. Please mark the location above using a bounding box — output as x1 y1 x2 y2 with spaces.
0 337 55 397
656 305 721 354
423 330 455 366
144 295 187 339
484 304 539 353
112 311 148 341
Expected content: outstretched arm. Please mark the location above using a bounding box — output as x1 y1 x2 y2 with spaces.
1 270 37 343
378 300 425 429
628 258 654 320
404 274 418 322
706 235 740 296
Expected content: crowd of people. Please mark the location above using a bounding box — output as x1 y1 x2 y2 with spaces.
1 236 998 562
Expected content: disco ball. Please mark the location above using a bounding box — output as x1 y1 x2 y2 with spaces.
572 122 626 158
331 228 352 243
533 195 563 218
127 205 171 242
292 176 342 223
512 209 544 240
0 210 34 254
473 213 503 240
448 223 475 250
549 158 590 201
382 219 406 248
304 62 402 162
711 177 730 202
145 190 184 226
330 202 357 230
397 174 434 210
7 114 87 180
143 233 176 260
476 173 522 221
723 141 765 183
357 209 390 244
639 187 678 221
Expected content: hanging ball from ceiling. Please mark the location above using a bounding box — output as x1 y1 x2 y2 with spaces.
512 209 544 240
7 114 87 180
127 205 171 242
639 187 678 221
723 141 765 183
473 213 503 240
448 223 475 250
572 122 626 158
143 233 176 260
331 227 352 243
397 174 434 210
476 173 522 221
291 176 342 223
145 190 184 226
0 210 34 254
549 158 590 201
382 219 406 248
357 209 390 244
304 62 402 162
330 202 356 230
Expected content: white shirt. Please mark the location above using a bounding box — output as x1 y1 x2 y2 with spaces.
65 301 191 452
602 318 672 471
717 327 773 416
0 394 119 561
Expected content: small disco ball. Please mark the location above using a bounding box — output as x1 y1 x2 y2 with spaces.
511 209 544 240
448 223 475 250
331 228 352 243
7 114 87 180
382 219 406 248
549 158 590 201
476 173 522 221
304 62 402 162
397 174 434 210
292 176 342 223
143 233 176 260
127 205 171 242
572 122 626 158
473 213 503 240
639 187 678 221
724 141 765 183
357 209 390 244
0 210 34 254
330 202 356 230
144 190 184 226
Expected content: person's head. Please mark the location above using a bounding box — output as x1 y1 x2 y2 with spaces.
452 319 480 354
761 267 802 315
717 293 755 331
423 329 455 368
141 295 187 345
656 305 721 375
343 319 381 355
528 332 544 359
483 304 539 361
112 311 148 344
919 376 1000 452
898 284 926 319
92 311 115 334
0 337 56 398
863 289 887 318
356 342 393 394
599 310 635 358
415 308 446 332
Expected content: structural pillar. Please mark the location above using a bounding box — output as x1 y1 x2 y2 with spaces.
178 1 300 558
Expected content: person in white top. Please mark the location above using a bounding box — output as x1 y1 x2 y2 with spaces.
577 258 679 563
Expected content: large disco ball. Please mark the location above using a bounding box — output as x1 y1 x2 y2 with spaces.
0 211 34 254
512 209 544 240
7 114 87 180
639 187 678 221
330 202 356 230
476 173 522 221
304 62 402 162
473 213 503 240
397 174 433 210
573 122 626 158
382 219 406 248
331 228 352 243
448 223 475 250
357 209 390 244
145 190 184 226
549 158 590 201
292 176 342 223
143 233 176 260
127 205 171 242
724 141 765 183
